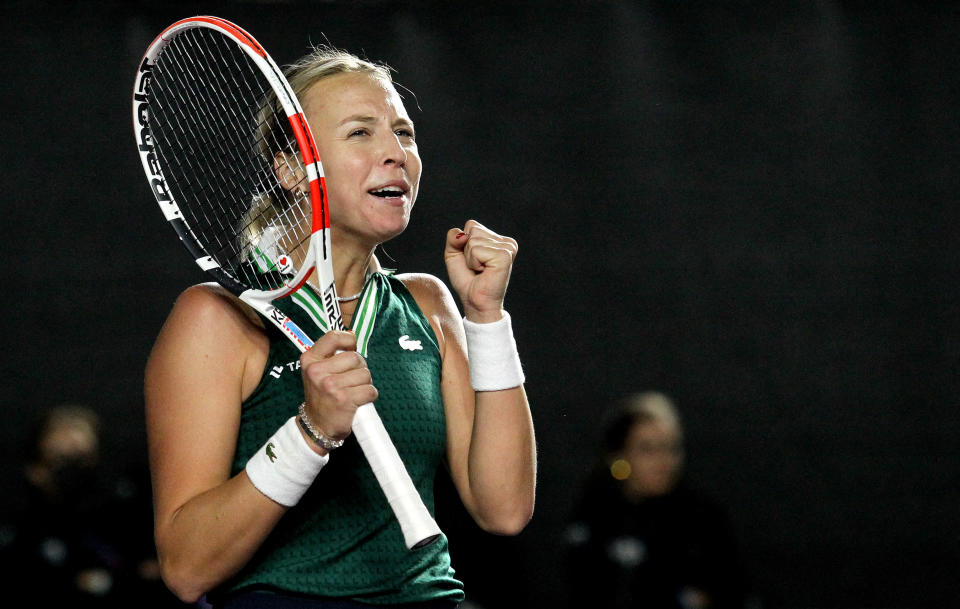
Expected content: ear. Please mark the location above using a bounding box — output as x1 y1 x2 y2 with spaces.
274 152 307 192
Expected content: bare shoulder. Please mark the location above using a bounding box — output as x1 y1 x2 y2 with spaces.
147 283 267 392
159 283 263 341
173 283 257 322
396 273 458 320
396 273 462 353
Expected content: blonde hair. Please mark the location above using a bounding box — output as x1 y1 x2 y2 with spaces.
285 45 393 100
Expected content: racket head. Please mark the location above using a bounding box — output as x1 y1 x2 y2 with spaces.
132 16 331 305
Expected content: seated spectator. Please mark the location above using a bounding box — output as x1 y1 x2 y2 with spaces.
565 391 750 609
0 404 182 607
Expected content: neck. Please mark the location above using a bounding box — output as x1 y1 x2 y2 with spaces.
334 252 381 328
331 248 381 297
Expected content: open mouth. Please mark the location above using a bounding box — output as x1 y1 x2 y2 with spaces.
368 185 407 198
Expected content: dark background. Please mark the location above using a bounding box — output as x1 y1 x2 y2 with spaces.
1 1 957 607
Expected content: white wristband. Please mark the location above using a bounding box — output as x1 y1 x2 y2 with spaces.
463 311 525 392
245 416 329 507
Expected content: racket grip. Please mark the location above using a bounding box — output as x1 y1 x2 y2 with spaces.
351 403 442 550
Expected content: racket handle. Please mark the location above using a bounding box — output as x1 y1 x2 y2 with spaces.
351 403 442 550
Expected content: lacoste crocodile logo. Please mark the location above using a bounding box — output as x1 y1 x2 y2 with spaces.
398 335 423 351
266 442 277 462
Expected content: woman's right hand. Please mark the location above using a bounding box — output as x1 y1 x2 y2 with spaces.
299 330 378 451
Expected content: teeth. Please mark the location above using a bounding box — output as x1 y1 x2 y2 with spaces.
372 187 404 196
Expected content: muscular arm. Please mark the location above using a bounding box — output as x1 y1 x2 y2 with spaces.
144 285 286 602
403 273 536 535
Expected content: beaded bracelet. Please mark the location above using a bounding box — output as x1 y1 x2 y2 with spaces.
298 401 345 451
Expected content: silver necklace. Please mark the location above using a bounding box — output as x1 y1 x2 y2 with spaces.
335 273 372 303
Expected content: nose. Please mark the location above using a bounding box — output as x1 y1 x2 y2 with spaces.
380 131 407 167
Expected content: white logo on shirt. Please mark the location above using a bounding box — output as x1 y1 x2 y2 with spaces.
398 335 423 351
269 360 301 379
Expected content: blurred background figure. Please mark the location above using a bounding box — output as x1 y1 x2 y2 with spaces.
0 403 184 607
565 391 751 609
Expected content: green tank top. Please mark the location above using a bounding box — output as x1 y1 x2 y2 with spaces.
216 273 464 605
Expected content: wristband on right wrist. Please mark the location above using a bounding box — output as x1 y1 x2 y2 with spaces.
245 416 328 507
462 311 525 392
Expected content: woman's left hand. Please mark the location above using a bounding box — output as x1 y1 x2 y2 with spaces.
444 220 518 323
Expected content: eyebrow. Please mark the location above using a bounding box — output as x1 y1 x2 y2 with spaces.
337 115 415 129
338 115 375 126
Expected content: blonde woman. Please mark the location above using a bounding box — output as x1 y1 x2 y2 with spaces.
145 46 535 609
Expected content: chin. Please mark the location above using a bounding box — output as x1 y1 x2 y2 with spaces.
372 213 412 241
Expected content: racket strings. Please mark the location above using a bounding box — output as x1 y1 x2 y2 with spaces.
147 27 311 292
171 33 256 230
151 40 248 262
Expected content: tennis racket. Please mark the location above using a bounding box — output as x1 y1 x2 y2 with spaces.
132 15 440 550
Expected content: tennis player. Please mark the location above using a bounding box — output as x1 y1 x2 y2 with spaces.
144 46 535 608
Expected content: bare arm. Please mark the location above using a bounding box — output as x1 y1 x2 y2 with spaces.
403 220 536 535
145 285 373 602
144 285 285 602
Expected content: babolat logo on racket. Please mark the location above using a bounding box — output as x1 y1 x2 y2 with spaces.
133 57 174 210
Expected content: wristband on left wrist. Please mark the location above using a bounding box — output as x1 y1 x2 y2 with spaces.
463 311 525 392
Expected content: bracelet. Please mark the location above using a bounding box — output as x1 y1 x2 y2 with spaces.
298 402 345 451
462 311 525 392
245 416 328 507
